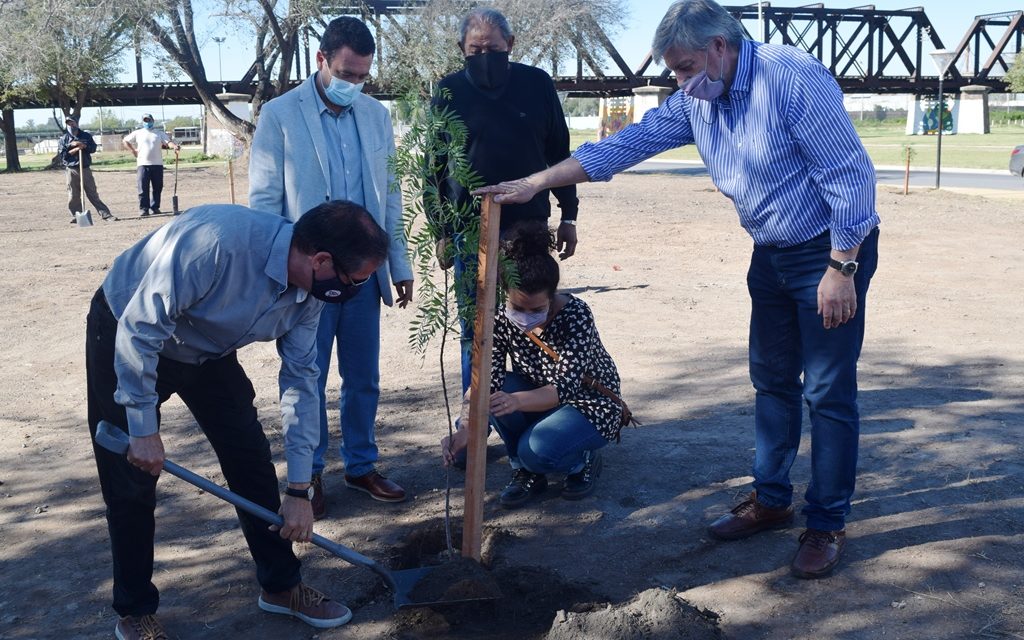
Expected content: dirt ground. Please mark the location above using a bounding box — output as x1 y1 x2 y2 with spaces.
1 163 1023 640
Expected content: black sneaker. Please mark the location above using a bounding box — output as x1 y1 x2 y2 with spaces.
139 209 150 217
562 450 603 500
499 469 547 509
100 211 113 221
150 208 161 216
70 217 78 224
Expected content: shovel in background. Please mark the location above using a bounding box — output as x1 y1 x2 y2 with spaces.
74 148 94 227
172 149 181 215
94 420 497 609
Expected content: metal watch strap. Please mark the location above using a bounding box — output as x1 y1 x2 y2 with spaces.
560 219 577 226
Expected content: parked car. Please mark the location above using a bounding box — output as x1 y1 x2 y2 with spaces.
1010 145 1024 177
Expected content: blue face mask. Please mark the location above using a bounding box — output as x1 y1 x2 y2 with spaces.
143 121 155 129
322 74 364 108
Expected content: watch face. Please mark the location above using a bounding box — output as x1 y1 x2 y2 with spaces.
841 261 858 276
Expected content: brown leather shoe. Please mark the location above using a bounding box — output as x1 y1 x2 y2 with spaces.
310 473 326 520
344 470 406 502
115 614 168 640
707 491 794 540
258 583 352 629
791 528 846 579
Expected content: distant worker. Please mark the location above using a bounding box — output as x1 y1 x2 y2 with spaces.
59 116 113 223
123 114 180 217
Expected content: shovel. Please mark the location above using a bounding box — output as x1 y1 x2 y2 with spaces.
172 149 181 215
75 148 94 227
94 420 496 609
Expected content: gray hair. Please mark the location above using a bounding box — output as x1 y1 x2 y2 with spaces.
459 8 514 45
651 0 746 63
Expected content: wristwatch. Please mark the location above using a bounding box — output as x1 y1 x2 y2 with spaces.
828 258 858 277
284 485 314 500
559 219 577 226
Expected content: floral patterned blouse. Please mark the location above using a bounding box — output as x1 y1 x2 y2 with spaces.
491 294 624 442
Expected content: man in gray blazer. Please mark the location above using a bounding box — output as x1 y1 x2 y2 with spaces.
249 16 414 519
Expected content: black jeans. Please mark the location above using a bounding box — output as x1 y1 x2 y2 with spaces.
136 165 164 211
86 289 301 617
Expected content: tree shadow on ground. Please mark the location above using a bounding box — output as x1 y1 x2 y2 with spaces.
2 346 1023 639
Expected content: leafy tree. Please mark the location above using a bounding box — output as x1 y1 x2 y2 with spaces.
1007 57 1024 93
1 0 129 169
119 0 258 143
564 97 599 117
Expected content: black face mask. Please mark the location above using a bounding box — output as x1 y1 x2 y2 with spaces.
464 51 511 90
310 271 362 304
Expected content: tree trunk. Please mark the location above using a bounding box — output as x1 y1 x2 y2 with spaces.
1 109 22 172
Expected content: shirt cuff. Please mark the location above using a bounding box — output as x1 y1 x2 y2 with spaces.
557 199 579 221
572 143 615 183
285 451 314 485
126 406 159 438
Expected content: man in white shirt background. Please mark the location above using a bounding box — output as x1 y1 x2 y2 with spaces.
123 113 181 217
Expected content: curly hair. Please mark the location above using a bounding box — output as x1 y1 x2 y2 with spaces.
502 221 559 297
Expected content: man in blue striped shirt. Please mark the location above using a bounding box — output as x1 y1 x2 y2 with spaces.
475 0 879 579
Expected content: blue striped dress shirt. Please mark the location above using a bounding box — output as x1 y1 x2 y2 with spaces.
574 40 880 250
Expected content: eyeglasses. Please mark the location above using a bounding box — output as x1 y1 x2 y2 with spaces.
331 260 370 287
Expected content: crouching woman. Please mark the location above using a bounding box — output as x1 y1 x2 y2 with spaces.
442 222 632 508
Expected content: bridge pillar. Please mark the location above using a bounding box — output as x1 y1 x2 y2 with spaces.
632 86 673 123
956 85 991 134
205 93 252 157
906 94 958 136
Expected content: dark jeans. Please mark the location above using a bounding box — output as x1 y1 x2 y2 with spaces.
136 165 165 211
86 289 301 617
746 227 879 531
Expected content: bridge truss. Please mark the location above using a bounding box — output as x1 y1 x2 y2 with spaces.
10 2 1024 109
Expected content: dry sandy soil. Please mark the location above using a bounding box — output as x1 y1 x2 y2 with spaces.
0 163 1022 640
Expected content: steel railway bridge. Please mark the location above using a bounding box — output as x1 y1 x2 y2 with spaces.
9 2 1024 109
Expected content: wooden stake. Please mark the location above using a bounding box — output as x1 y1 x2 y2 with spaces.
903 147 911 196
462 195 501 561
227 158 236 204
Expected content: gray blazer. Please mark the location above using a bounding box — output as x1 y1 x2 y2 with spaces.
248 74 412 305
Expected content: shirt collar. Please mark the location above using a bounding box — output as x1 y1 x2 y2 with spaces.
267 222 307 301
729 39 756 98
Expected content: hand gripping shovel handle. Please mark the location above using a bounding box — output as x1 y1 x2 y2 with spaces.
94 420 400 594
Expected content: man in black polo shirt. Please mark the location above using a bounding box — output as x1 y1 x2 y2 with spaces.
433 7 579 394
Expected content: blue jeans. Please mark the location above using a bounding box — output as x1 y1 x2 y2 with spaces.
747 228 879 531
453 235 476 395
312 274 381 478
491 372 607 475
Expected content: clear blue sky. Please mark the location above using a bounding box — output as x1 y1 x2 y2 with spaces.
14 1 1024 127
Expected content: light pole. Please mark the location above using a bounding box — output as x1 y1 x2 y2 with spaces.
212 36 226 84
930 49 956 189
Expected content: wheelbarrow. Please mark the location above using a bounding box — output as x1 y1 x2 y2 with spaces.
94 420 498 609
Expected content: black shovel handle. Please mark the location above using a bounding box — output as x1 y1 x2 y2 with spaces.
94 420 399 593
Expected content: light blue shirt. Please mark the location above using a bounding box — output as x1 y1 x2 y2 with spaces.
574 40 880 250
313 80 364 205
102 205 324 483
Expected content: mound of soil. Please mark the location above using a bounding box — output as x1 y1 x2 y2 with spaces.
386 524 607 639
545 588 722 640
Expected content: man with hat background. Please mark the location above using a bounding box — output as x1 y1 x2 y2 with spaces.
58 116 114 223
123 114 180 217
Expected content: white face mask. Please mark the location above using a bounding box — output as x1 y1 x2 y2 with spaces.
505 305 549 332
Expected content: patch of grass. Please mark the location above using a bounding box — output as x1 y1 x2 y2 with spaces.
1 148 227 172
569 121 1024 171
